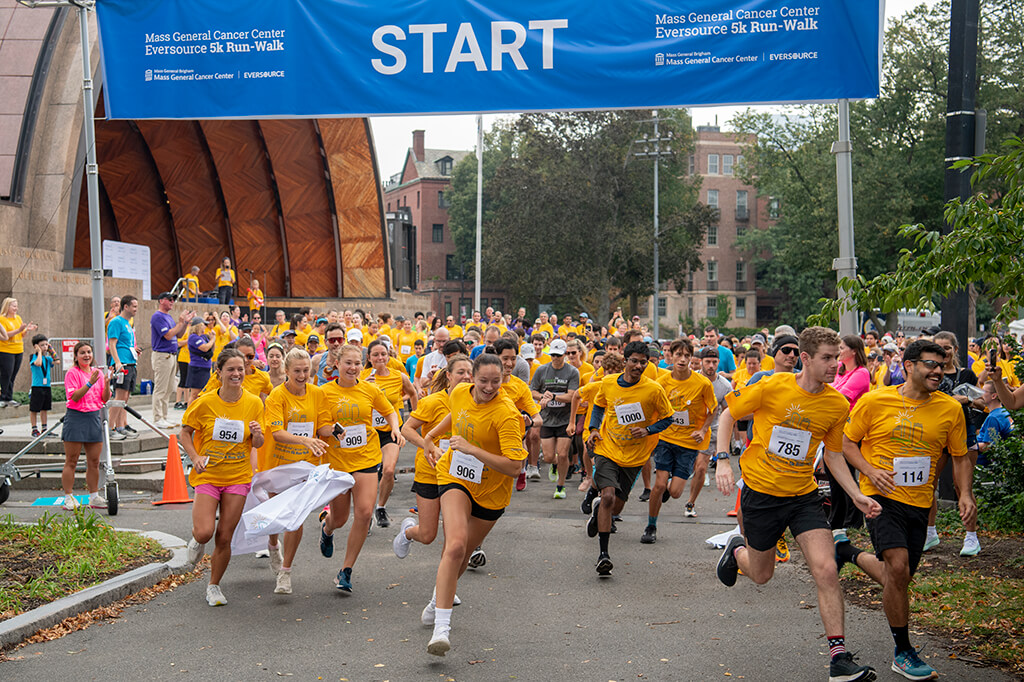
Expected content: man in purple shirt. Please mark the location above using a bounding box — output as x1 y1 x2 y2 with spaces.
150 293 194 429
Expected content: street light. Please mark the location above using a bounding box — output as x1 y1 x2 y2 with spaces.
633 111 674 339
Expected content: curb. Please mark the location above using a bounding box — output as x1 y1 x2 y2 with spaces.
0 529 190 649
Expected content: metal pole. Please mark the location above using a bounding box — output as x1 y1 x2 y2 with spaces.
831 99 858 336
652 110 660 340
77 4 106 360
941 0 978 367
474 115 483 313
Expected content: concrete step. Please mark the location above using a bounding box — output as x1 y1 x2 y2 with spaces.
2 450 171 475
0 433 171 455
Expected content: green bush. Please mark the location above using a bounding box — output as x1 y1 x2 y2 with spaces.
975 415 1024 533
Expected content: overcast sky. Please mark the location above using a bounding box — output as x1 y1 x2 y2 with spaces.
370 0 938 178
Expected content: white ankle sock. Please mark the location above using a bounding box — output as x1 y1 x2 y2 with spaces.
434 607 452 631
964 531 978 542
926 525 937 538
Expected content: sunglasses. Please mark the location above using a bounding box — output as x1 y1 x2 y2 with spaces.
326 337 345 344
242 353 255 361
566 350 579 356
914 359 943 369
777 347 799 356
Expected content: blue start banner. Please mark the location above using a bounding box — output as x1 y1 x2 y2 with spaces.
95 0 883 120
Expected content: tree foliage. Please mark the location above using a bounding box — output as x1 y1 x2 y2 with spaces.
733 1 1024 327
447 111 716 322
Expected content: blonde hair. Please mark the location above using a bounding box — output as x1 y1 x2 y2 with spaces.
284 347 311 370
0 298 16 317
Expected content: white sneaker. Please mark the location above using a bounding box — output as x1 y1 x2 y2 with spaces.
274 570 292 594
206 584 227 606
154 419 177 429
393 518 415 559
254 548 270 558
88 492 106 509
187 537 206 565
704 473 710 487
427 628 451 657
109 429 126 441
960 535 981 557
527 465 541 481
453 593 461 606
62 494 81 511
421 601 436 626
269 544 283 573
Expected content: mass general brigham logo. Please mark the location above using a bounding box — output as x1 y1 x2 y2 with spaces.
655 53 665 65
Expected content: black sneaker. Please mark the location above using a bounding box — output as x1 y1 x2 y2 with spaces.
638 488 651 502
374 507 391 528
587 498 600 538
581 487 598 515
610 521 618 534
717 535 746 587
596 552 613 577
828 651 876 682
333 567 353 593
124 425 138 434
640 525 657 544
661 488 670 503
319 521 334 558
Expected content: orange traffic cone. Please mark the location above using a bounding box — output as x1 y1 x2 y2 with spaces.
726 489 740 517
152 434 193 505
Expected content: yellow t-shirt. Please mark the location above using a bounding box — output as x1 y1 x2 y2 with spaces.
213 325 238 360
0 315 24 354
445 324 464 339
845 386 968 508
657 371 718 450
359 367 405 432
592 374 674 468
500 375 540 418
183 389 265 487
264 382 328 469
246 288 264 311
319 379 394 473
641 361 660 382
294 322 312 347
215 267 235 288
408 390 451 485
577 380 602 442
537 323 555 340
202 368 273 399
269 323 290 340
732 366 758 389
395 331 420 362
435 383 526 510
177 335 190 363
871 364 887 391
361 332 378 348
576 363 596 415
725 372 849 497
183 273 199 298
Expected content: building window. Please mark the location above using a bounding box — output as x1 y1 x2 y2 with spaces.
736 297 746 319
707 189 718 209
439 158 453 175
708 154 719 175
446 254 460 281
432 224 444 243
736 190 748 219
491 298 504 313
657 297 667 316
707 296 718 318
387 201 391 211
444 301 452 317
736 260 746 285
707 261 718 284
687 271 695 291
687 296 694 319
736 154 744 172
769 197 780 219
688 154 695 175
723 154 734 176
707 224 718 247
438 191 449 208
416 190 420 208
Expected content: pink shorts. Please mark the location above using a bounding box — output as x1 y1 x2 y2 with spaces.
195 483 251 500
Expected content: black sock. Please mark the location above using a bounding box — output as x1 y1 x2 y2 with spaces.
836 542 863 566
556 485 564 492
598 531 610 554
890 625 912 653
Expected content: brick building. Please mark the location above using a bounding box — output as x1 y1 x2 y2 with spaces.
660 125 778 330
382 130 507 320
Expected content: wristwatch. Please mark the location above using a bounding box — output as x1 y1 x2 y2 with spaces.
716 451 730 460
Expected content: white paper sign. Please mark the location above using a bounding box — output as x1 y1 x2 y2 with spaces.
450 450 483 484
339 424 367 449
213 417 244 444
287 421 314 438
614 402 645 426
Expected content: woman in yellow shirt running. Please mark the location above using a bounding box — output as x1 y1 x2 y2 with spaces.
263 348 329 594
181 348 265 607
317 344 402 593
396 354 472 558
361 339 417 528
421 354 527 656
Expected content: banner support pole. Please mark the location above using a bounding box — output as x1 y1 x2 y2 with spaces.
474 115 483 314
832 98 858 336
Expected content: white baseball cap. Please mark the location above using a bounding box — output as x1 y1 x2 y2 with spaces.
520 343 536 359
346 328 363 342
549 339 568 356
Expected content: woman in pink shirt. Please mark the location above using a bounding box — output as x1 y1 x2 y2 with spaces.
61 341 111 510
828 334 870 543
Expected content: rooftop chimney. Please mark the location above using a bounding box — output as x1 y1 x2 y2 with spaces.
412 130 425 161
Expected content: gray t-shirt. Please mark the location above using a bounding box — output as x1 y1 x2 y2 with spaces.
706 374 733 448
513 356 530 383
530 361 580 428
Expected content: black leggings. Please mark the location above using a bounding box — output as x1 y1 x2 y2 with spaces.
218 286 233 305
0 351 23 401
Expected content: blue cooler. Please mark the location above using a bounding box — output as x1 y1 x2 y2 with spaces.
139 380 153 395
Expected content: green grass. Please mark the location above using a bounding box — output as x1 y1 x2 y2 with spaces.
0 511 168 619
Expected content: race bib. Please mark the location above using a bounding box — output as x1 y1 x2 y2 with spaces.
614 402 645 426
768 425 812 461
371 410 388 429
450 450 484 484
672 410 690 427
438 438 451 452
213 417 244 444
548 399 565 408
339 424 367 449
400 345 411 355
286 421 314 438
893 456 930 487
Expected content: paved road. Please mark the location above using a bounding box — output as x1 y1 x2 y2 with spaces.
1 468 1006 681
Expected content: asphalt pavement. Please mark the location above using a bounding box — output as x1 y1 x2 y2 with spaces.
0 460 1007 681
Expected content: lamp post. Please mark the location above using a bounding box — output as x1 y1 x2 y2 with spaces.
633 111 673 339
